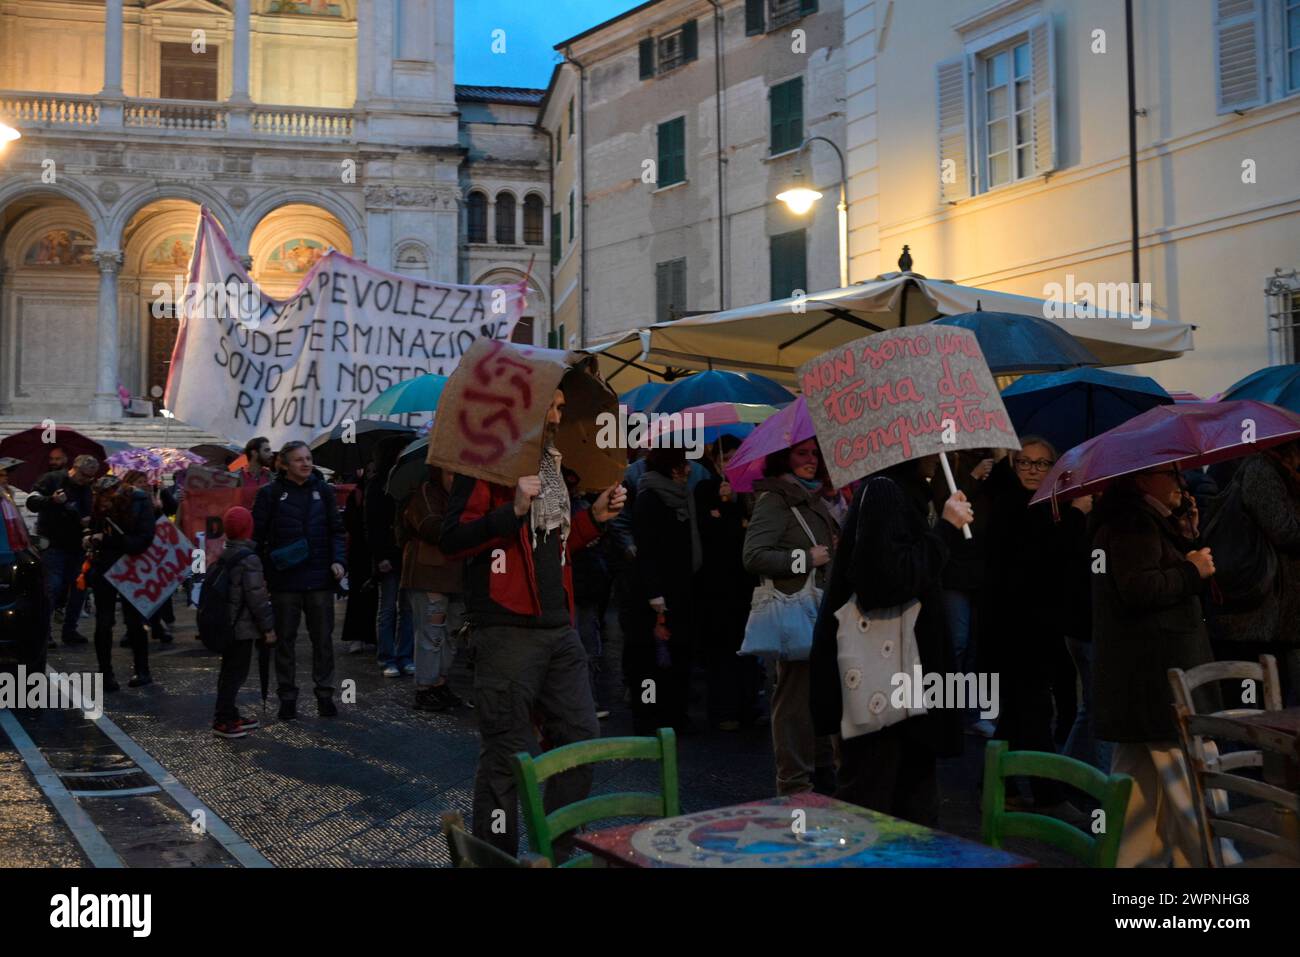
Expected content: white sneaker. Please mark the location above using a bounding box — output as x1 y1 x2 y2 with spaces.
402 663 416 676
969 719 996 738
382 664 401 678
345 641 364 655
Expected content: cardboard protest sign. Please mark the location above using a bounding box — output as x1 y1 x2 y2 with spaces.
184 464 242 491
165 207 526 449
105 518 195 620
798 326 1020 489
427 339 625 492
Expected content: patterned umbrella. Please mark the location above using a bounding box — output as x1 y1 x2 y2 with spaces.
643 402 779 447
106 448 165 476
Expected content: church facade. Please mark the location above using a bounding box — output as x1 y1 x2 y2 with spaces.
0 0 551 422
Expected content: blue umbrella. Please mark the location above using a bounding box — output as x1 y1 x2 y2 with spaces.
1001 367 1173 453
932 310 1100 374
643 370 795 414
1218 364 1300 413
619 381 671 412
362 373 449 416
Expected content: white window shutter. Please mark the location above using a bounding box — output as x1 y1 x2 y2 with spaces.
1214 0 1266 112
936 56 972 203
1029 16 1058 176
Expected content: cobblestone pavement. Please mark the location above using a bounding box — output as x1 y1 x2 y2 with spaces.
1 601 1075 867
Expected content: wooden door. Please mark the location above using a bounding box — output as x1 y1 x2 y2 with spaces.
160 43 218 101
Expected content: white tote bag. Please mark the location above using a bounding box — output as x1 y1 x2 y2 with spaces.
834 597 926 739
739 503 823 662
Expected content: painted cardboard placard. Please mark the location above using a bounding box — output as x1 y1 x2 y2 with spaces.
105 518 195 620
426 338 625 492
798 326 1020 488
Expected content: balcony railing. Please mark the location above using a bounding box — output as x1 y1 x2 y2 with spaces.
0 91 356 142
0 92 100 128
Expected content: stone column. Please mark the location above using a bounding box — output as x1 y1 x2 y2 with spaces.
232 0 252 101
100 0 125 128
91 251 125 420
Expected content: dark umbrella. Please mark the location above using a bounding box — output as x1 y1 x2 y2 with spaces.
307 419 416 475
1000 368 1173 453
619 381 671 412
386 436 431 503
931 308 1101 374
190 442 242 468
1217 363 1300 413
0 425 107 491
258 639 271 712
1030 400 1300 511
643 370 795 414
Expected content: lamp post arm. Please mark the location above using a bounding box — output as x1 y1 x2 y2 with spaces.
795 136 850 287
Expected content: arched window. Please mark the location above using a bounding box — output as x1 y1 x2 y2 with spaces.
466 191 487 244
495 192 516 245
523 194 545 246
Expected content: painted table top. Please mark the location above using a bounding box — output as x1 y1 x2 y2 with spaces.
1233 707 1300 737
574 793 1036 868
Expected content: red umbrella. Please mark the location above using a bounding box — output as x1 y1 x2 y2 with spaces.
1030 401 1300 511
0 425 108 491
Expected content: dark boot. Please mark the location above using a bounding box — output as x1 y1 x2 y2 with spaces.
278 699 297 720
317 696 337 717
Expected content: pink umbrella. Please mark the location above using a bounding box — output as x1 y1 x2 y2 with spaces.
1030 400 1300 511
724 396 817 493
642 401 779 446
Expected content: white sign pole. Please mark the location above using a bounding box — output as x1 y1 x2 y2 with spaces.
939 451 973 540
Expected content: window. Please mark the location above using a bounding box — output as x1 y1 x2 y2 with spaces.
556 124 562 163
551 212 562 265
657 116 686 187
495 192 516 245
639 20 698 79
510 316 535 346
568 190 575 241
935 17 1055 202
568 97 575 135
1266 268 1300 363
747 0 818 35
1214 0 1300 110
524 195 545 245
980 40 1032 190
1287 0 1300 92
655 259 687 324
770 77 804 155
467 191 487 244
770 230 807 301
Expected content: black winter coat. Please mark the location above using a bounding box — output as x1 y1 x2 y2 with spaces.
1090 487 1214 743
364 476 401 572
26 470 93 550
810 466 963 754
252 473 346 593
622 484 694 644
90 489 156 572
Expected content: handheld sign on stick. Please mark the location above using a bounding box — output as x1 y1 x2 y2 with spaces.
938 451 973 540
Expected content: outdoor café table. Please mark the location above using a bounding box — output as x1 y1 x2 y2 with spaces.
572 793 1035 868
1225 707 1300 791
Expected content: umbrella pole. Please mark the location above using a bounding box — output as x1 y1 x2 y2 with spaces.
939 452 973 540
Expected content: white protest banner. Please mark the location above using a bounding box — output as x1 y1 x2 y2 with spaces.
105 518 195 620
164 207 527 449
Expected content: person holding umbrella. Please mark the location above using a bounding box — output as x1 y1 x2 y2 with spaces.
0 457 24 507
211 506 277 738
27 454 100 647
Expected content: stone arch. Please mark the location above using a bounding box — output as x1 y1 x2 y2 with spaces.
107 180 237 252
240 188 365 256
0 179 108 247
393 238 432 279
473 265 549 345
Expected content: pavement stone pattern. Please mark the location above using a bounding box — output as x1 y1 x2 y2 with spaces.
2 601 1076 867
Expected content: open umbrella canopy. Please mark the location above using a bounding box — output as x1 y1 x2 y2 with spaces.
585 271 1194 387
1030 401 1300 507
362 372 449 416
190 442 242 468
932 310 1100 374
308 419 416 475
1001 368 1173 453
386 436 432 502
0 425 107 491
724 396 816 492
619 381 671 412
643 370 794 414
1218 363 1300 413
643 401 779 447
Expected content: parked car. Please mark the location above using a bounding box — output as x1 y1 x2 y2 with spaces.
0 497 47 673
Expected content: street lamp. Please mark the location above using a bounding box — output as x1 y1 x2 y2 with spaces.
776 135 848 289
0 120 20 144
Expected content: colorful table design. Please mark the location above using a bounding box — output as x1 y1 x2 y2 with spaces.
574 793 1035 868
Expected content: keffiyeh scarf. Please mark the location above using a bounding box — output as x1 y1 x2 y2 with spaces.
531 442 571 561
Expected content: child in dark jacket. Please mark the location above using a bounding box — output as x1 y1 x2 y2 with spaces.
213 506 277 739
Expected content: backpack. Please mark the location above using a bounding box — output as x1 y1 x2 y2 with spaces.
197 548 253 653
1201 474 1278 613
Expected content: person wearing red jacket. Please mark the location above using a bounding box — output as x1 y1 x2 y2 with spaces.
441 387 625 858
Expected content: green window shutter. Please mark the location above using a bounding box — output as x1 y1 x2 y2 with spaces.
682 20 698 62
551 212 561 265
671 259 687 318
639 38 656 79
799 0 819 14
770 78 803 154
745 0 765 35
568 191 575 241
655 262 672 324
770 230 807 300
658 117 685 186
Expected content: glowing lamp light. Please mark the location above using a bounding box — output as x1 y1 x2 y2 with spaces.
0 121 20 144
777 185 822 216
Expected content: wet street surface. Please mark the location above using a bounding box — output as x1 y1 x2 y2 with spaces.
1 604 1071 867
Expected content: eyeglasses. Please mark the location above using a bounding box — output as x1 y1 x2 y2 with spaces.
1013 458 1055 473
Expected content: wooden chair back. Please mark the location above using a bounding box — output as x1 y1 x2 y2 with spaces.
440 811 551 868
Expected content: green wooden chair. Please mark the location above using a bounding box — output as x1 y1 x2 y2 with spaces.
511 728 680 868
440 811 552 868
981 740 1134 868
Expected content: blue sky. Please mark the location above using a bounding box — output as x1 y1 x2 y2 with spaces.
456 0 647 88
